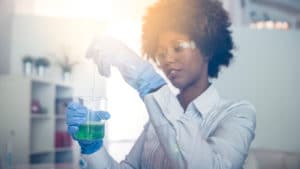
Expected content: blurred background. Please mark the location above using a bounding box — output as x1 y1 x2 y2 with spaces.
0 0 300 169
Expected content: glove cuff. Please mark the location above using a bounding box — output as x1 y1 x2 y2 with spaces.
135 63 166 98
80 140 103 154
117 58 166 98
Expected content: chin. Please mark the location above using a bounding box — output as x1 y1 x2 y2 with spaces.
170 79 186 90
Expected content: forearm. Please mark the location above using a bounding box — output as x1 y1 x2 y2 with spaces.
143 89 186 169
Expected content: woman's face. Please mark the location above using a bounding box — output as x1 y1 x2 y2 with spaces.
156 31 208 90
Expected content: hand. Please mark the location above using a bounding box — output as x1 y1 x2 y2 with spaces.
66 102 110 154
86 36 166 98
86 36 146 78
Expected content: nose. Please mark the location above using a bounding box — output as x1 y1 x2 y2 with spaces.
165 55 175 64
164 48 177 64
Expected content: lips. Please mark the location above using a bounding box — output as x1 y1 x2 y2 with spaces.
167 68 181 79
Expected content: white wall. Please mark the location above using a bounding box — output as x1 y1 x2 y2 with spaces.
9 15 108 97
0 0 13 74
226 0 245 26
214 28 300 152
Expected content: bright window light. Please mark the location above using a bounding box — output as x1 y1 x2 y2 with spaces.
104 20 148 161
33 0 113 20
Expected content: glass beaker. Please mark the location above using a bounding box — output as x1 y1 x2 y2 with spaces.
74 96 107 141
73 96 107 169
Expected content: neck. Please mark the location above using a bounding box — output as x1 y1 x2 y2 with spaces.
178 77 209 111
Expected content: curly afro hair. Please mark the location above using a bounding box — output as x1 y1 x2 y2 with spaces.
142 0 235 78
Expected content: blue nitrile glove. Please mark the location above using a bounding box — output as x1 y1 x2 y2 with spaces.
66 102 110 154
86 36 166 98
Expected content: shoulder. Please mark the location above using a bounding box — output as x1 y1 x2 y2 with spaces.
222 99 256 113
216 99 256 124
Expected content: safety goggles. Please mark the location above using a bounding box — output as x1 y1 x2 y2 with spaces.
155 40 196 64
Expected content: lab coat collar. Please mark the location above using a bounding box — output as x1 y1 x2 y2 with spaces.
191 84 220 119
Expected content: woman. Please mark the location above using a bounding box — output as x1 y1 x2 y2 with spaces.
67 0 256 168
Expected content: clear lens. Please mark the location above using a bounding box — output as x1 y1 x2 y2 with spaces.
155 40 196 65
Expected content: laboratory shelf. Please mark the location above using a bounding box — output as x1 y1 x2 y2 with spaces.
0 75 77 166
30 76 53 85
55 147 73 152
31 114 51 120
55 151 73 164
55 115 66 120
54 84 74 165
30 150 53 155
55 81 74 89
30 151 54 164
